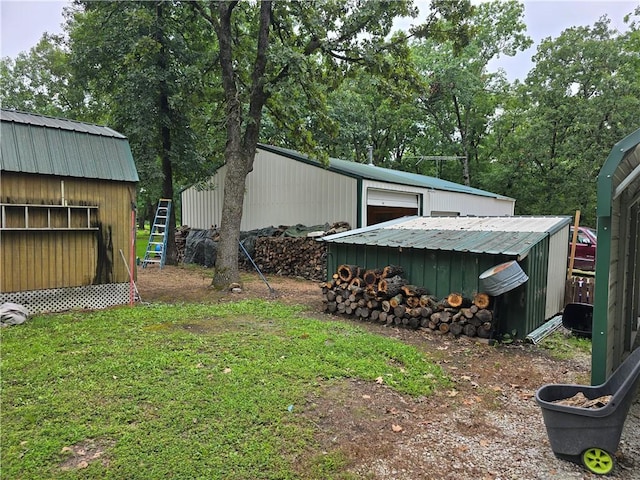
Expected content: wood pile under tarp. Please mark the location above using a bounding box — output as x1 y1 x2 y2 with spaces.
178 222 350 281
321 264 495 339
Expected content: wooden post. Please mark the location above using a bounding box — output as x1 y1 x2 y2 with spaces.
567 210 580 280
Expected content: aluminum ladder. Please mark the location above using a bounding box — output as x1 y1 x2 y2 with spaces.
142 199 171 268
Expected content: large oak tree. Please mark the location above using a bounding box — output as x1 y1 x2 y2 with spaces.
193 0 426 288
194 0 478 289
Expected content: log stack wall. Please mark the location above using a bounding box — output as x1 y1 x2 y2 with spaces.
321 264 495 339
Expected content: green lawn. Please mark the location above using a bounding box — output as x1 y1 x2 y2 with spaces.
1 300 449 479
136 228 150 261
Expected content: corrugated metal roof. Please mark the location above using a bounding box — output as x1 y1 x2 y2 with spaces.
1 109 125 138
1 109 138 182
321 215 572 258
258 144 514 201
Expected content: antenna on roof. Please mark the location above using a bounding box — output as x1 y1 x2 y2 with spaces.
367 145 374 166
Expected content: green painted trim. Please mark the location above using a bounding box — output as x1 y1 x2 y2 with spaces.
593 128 640 384
357 179 363 227
592 216 611 385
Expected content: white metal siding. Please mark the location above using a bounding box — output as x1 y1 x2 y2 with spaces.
181 148 515 231
181 150 358 230
427 190 514 216
181 164 227 229
546 225 570 318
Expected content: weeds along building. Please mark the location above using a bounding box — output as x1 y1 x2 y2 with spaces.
0 109 139 314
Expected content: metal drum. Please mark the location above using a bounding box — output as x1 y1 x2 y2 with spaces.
479 261 528 296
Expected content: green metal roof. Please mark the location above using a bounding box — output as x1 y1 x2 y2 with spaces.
258 144 514 201
321 215 571 259
1 109 139 182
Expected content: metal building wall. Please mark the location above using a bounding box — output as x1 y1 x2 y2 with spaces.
1 172 135 292
181 150 359 231
427 190 515 216
180 166 226 230
546 225 571 317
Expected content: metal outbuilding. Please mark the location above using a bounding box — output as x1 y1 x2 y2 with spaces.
321 215 572 339
0 109 139 314
592 128 640 384
181 144 515 231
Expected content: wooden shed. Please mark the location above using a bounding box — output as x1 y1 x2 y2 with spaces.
0 109 139 314
321 215 571 340
592 128 640 384
181 144 515 231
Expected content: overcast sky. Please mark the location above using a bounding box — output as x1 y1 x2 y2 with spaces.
1 0 638 81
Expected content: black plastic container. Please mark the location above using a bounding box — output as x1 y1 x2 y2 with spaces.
561 302 593 338
535 347 640 475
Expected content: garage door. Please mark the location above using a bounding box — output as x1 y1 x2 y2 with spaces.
367 189 419 208
367 189 420 225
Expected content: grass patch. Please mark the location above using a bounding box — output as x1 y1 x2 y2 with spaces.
136 228 150 261
1 300 448 479
538 330 592 360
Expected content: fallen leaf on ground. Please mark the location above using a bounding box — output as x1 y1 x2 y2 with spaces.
392 424 403 432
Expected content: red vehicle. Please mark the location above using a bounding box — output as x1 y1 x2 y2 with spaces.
569 226 597 271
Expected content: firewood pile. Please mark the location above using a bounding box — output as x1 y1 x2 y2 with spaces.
321 264 495 339
176 222 350 281
253 236 326 280
175 225 190 264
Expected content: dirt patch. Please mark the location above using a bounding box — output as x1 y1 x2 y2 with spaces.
136 265 324 309
136 265 640 479
59 438 113 471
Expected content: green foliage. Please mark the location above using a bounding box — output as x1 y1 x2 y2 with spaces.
68 1 224 207
0 34 88 118
1 300 448 479
407 0 531 186
538 330 592 361
3 0 639 235
488 16 640 225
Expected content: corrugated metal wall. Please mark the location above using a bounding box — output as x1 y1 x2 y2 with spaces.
546 225 570 316
181 150 359 230
427 189 514 216
1 172 135 292
326 241 554 339
327 243 512 299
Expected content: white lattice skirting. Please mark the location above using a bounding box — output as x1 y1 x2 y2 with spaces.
0 283 133 315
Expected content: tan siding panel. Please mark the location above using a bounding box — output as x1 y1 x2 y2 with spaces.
1 172 135 292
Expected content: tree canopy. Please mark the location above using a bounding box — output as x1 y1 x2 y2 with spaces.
1 0 638 276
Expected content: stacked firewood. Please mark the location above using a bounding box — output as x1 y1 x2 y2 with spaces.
253 237 326 280
175 225 190 264
321 264 495 339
